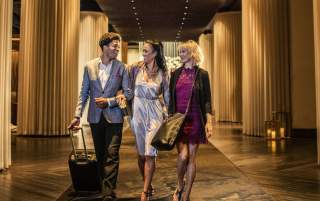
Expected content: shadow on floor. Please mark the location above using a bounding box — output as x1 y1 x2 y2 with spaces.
56 185 171 201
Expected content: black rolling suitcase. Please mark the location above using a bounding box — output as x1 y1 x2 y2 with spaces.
68 128 101 192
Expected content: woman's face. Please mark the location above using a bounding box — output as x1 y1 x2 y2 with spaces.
179 48 192 64
143 43 157 64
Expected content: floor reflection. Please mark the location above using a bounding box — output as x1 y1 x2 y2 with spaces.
211 123 320 201
267 140 287 154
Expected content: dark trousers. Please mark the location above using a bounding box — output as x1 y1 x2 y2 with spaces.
90 115 123 192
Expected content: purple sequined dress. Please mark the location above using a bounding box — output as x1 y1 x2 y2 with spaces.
175 67 207 144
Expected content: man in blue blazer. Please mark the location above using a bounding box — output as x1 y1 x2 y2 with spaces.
68 32 132 199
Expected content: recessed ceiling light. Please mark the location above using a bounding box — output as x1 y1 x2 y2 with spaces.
175 1 190 40
133 6 136 9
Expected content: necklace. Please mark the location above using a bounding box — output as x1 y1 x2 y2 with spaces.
143 62 158 82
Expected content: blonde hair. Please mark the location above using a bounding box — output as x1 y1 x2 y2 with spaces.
178 40 204 65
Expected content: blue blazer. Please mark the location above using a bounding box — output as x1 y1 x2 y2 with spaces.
74 57 132 124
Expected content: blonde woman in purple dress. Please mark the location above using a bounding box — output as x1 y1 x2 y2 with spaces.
169 40 213 201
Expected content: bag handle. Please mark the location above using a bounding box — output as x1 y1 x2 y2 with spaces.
184 68 199 115
68 127 89 160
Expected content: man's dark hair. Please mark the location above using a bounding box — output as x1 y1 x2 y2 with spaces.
99 32 121 50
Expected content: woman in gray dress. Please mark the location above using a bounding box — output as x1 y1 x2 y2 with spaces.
128 40 169 201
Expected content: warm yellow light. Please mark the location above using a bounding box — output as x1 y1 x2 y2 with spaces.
271 141 276 153
280 127 285 138
271 131 276 140
267 129 272 135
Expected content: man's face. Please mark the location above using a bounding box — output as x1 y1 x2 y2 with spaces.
103 40 120 59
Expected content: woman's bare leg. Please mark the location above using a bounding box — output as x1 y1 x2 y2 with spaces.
138 155 145 180
173 140 189 201
143 156 156 193
183 143 199 201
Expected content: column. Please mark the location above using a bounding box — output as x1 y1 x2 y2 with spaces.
11 50 19 125
121 41 128 64
313 0 320 164
199 33 214 112
0 0 12 169
213 12 242 122
18 0 80 136
79 11 108 125
242 0 291 136
163 42 180 57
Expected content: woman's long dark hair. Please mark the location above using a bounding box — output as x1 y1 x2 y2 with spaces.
145 40 167 72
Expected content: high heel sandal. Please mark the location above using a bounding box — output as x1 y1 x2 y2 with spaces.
173 188 183 201
141 191 151 201
148 184 155 196
173 182 185 201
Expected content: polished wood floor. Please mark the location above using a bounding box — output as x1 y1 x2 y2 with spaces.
0 136 72 201
1 123 319 201
211 123 320 201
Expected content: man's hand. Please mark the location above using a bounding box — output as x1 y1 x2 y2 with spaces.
116 94 126 102
68 118 80 130
116 92 127 109
95 97 108 108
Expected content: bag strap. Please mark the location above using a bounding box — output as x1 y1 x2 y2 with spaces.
184 68 199 114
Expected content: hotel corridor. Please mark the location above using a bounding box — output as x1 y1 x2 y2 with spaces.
2 0 320 200
1 122 319 200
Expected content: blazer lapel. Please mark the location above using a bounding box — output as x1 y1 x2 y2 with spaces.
94 59 103 91
103 60 117 91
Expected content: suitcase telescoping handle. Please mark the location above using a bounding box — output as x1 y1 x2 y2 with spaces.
68 127 89 160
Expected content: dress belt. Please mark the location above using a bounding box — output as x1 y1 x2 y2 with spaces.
135 94 159 100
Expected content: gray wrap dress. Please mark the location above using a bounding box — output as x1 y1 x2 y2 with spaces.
130 67 169 156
